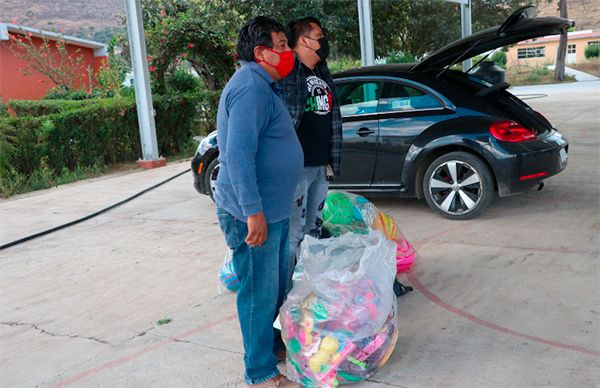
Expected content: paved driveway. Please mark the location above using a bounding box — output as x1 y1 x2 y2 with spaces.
1 81 598 387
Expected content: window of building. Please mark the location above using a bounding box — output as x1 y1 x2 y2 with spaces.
517 46 546 59
568 44 576 54
587 41 600 46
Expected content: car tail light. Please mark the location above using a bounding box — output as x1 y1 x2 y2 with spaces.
519 172 548 181
489 121 537 142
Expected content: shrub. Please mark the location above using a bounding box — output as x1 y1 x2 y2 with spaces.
168 69 201 93
328 58 362 73
0 101 8 117
385 51 417 64
491 50 507 69
585 44 600 59
8 99 94 117
1 91 218 179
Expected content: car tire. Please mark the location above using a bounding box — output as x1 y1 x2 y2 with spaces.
423 151 495 220
204 157 220 202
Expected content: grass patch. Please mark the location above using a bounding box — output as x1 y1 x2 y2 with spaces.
506 65 576 86
0 163 108 198
157 318 172 326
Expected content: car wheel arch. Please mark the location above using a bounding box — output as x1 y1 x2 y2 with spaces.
412 143 498 199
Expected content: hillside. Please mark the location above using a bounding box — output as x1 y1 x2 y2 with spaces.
0 0 125 43
1 0 597 46
535 0 600 30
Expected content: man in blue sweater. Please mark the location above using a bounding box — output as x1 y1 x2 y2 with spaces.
214 16 303 388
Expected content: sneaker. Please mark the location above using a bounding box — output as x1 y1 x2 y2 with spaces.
248 374 301 388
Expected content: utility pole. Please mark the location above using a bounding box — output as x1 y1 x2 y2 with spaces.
357 0 375 66
124 0 163 168
357 0 472 69
554 0 568 81
460 0 472 70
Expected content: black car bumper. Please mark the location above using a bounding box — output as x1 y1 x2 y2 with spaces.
191 149 217 195
492 129 568 197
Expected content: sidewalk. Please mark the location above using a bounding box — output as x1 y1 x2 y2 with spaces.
547 64 600 81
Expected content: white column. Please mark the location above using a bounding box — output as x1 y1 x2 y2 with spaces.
124 0 159 161
461 0 473 70
357 0 375 66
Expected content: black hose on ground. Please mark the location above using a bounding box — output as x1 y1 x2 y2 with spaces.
0 169 190 251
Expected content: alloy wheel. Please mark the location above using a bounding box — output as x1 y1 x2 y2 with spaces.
429 160 483 215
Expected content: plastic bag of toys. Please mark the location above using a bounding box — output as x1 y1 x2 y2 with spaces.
280 230 398 387
323 191 416 274
218 249 240 292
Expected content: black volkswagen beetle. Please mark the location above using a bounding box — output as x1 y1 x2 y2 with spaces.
192 7 570 220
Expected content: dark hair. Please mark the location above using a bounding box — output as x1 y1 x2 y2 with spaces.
236 16 285 62
285 17 322 49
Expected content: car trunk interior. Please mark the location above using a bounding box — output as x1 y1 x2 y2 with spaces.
439 71 553 134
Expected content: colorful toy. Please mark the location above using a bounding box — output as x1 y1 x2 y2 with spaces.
322 191 370 237
372 211 398 241
396 237 415 273
282 214 399 387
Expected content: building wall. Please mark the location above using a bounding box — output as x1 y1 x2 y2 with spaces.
507 36 600 68
0 34 107 102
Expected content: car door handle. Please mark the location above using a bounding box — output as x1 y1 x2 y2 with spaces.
357 127 375 137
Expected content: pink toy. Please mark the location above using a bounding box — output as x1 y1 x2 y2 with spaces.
396 237 415 273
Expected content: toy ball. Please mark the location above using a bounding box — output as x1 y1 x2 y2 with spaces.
323 191 369 237
372 211 398 241
218 257 240 292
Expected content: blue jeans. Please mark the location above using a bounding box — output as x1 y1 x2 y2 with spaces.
288 166 329 290
216 207 289 385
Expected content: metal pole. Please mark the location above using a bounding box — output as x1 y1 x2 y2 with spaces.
124 0 159 161
461 0 472 70
357 0 375 66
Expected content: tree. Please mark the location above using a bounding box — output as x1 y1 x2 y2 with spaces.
554 0 568 81
7 31 86 92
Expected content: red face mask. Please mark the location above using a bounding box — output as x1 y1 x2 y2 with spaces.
258 47 294 78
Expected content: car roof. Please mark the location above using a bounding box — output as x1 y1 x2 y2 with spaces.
333 63 415 79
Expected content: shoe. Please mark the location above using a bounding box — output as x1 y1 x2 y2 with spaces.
276 348 287 363
248 374 301 388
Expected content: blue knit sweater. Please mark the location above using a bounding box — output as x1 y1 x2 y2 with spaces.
214 61 304 224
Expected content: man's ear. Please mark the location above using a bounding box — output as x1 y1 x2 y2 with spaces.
253 46 265 62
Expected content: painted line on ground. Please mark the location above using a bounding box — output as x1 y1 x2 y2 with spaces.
405 271 600 357
51 313 237 387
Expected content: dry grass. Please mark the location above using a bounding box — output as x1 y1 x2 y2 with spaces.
506 64 576 86
569 60 600 78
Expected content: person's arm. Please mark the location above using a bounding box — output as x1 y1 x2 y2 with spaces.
226 86 271 246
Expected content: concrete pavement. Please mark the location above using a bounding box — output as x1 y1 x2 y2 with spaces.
546 65 600 82
1 81 598 387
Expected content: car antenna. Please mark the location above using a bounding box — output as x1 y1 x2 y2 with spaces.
435 38 483 79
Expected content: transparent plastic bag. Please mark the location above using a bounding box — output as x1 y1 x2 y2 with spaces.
218 249 240 292
281 230 398 387
323 191 416 274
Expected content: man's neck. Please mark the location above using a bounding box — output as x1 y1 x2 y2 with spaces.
295 51 319 70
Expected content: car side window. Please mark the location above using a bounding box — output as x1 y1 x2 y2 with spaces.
336 81 382 117
378 82 442 112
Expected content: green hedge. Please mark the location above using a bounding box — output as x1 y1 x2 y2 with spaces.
585 44 600 59
8 99 94 117
1 91 220 179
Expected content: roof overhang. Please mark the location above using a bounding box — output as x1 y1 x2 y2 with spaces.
0 23 108 57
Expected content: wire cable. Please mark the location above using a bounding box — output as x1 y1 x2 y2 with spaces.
0 169 190 251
